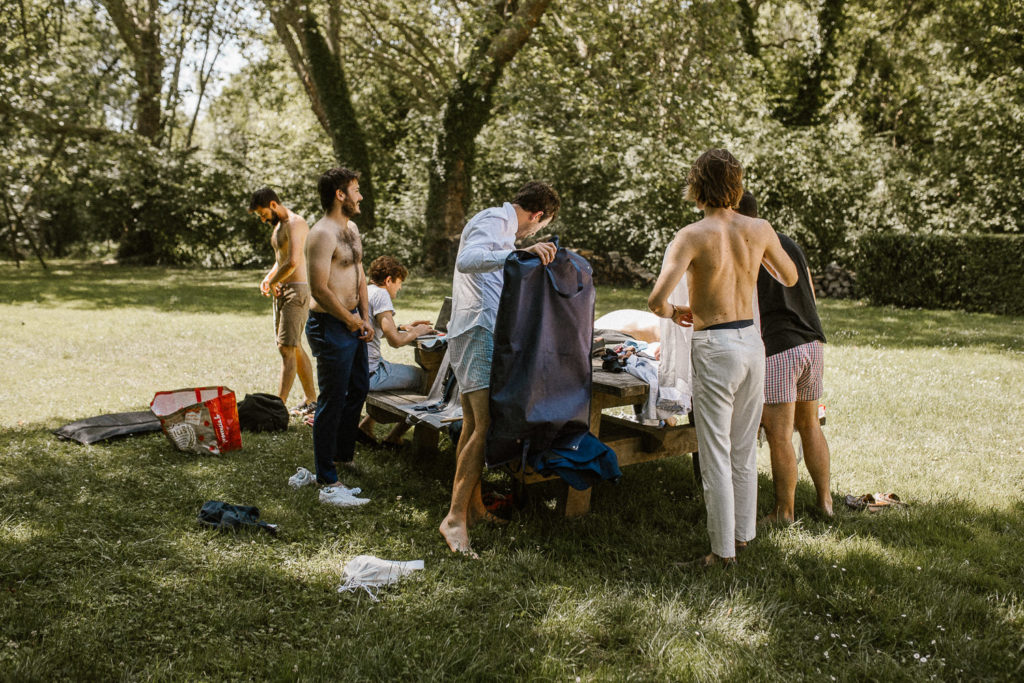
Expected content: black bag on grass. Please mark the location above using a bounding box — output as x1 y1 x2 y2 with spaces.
54 411 162 445
236 393 288 432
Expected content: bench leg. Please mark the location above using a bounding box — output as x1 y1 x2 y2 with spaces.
561 485 592 517
412 424 439 458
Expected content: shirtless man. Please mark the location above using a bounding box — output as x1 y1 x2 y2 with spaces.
304 168 374 504
249 188 317 413
439 181 560 556
648 149 797 568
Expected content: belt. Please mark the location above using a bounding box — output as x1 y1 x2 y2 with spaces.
701 319 754 331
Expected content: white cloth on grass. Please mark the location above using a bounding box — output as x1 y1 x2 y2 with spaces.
338 555 424 600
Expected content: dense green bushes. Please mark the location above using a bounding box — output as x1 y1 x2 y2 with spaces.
855 233 1024 315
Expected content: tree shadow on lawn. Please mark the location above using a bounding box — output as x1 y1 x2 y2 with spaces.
0 263 456 316
819 300 1024 352
3 424 1024 679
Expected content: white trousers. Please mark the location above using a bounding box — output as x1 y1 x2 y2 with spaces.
690 325 765 558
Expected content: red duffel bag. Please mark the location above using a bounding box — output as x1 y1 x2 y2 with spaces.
150 386 242 455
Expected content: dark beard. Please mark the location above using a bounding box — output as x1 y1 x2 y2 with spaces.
341 197 360 218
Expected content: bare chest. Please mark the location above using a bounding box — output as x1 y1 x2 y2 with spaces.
333 225 362 266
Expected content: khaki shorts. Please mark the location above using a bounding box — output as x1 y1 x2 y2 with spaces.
273 283 310 347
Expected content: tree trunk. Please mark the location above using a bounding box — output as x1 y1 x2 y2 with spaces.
268 3 377 230
302 14 376 229
100 0 164 143
420 0 553 272
779 0 845 126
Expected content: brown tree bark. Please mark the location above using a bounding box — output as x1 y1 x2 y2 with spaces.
268 1 377 230
420 0 553 272
99 0 164 142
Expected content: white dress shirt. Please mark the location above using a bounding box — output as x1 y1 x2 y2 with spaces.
447 202 518 338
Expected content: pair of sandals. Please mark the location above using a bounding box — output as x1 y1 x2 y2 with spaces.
844 492 905 512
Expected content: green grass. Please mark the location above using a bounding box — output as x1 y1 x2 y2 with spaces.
1 262 1023 680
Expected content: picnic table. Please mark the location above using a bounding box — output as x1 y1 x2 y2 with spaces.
365 355 700 517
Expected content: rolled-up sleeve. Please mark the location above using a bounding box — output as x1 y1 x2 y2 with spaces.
455 215 514 273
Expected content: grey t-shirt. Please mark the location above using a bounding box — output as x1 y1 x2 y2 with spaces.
367 284 395 373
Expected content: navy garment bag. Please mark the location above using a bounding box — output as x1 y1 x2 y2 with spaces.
486 241 598 468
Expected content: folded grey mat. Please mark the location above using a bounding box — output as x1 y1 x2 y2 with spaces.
54 411 162 445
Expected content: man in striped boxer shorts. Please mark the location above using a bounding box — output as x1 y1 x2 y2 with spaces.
740 191 833 524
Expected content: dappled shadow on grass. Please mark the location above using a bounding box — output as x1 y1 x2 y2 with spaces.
2 422 1024 679
0 263 457 317
819 299 1024 352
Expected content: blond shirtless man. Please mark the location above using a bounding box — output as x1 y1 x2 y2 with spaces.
648 149 797 568
303 168 374 497
249 188 317 412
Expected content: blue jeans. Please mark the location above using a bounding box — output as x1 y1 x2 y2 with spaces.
306 311 369 484
369 359 425 392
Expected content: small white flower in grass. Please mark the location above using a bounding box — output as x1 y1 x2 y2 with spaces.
917 566 922 571
530 648 535 653
931 640 936 645
814 635 820 641
914 653 920 660
902 614 907 618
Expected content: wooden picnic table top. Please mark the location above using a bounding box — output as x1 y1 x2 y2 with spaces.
590 360 649 402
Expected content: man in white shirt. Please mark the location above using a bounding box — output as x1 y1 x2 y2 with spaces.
439 182 560 556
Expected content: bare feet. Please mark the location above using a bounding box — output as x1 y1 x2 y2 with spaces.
439 516 478 558
678 553 736 569
758 509 795 526
817 499 834 518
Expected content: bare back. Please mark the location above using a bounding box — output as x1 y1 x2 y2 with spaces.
650 209 797 330
307 217 363 313
271 210 310 285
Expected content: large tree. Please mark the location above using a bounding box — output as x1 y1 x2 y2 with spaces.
420 0 552 271
266 0 378 230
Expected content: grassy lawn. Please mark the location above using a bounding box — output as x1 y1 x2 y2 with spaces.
1 262 1023 680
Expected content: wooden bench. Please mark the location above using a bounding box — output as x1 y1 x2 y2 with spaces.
364 389 447 457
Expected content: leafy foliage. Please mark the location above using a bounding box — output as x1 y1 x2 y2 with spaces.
855 233 1024 314
2 0 1023 295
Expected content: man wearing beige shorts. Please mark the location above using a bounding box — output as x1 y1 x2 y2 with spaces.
249 188 317 413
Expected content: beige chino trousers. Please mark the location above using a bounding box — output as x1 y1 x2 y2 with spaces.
690 325 765 558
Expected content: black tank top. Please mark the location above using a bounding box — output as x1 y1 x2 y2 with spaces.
757 234 826 357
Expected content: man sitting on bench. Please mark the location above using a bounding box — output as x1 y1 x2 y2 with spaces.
358 255 434 447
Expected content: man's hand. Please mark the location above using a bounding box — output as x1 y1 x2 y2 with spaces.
523 242 557 265
407 319 432 328
357 318 374 342
671 305 694 328
408 323 434 337
260 275 272 296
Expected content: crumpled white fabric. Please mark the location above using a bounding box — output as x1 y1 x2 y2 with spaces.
337 555 424 601
657 249 693 415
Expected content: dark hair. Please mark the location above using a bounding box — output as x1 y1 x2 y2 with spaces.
512 181 561 221
737 190 758 218
369 255 409 285
685 149 744 209
318 167 360 213
249 187 280 211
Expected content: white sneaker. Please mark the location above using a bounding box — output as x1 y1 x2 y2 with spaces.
288 467 316 489
319 486 370 507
